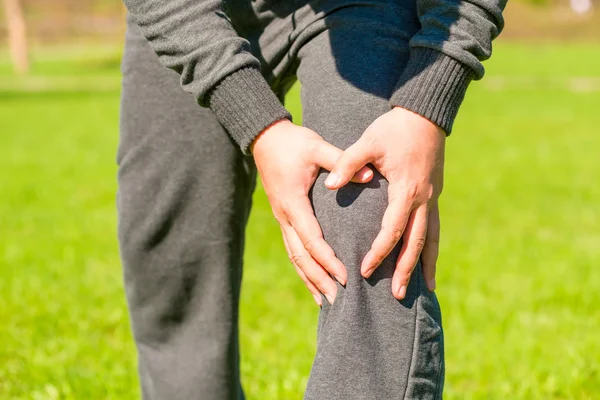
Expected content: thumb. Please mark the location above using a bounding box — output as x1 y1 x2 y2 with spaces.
313 140 373 184
324 140 372 190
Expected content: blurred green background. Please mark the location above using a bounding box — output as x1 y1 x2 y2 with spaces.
1 1 599 399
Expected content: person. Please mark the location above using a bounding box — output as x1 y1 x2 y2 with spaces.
117 0 506 398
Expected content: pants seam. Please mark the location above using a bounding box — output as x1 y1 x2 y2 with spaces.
433 327 444 400
402 276 421 400
433 297 444 399
435 360 443 399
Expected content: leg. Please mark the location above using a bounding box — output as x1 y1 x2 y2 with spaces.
118 20 255 400
297 5 444 400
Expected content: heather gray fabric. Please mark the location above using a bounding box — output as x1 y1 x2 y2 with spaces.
119 24 255 400
121 0 506 153
119 3 446 398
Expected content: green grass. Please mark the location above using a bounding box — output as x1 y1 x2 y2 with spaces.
1 42 599 399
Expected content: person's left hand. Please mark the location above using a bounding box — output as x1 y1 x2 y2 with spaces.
324 107 445 300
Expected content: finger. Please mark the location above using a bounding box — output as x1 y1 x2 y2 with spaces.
312 140 373 184
324 140 373 190
285 196 347 285
392 205 428 300
282 224 338 305
353 166 374 183
295 264 323 306
361 191 413 278
421 202 440 292
280 226 323 306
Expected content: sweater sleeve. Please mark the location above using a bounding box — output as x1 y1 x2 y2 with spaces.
389 0 507 134
122 0 291 153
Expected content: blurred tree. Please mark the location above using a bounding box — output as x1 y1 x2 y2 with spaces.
3 0 28 74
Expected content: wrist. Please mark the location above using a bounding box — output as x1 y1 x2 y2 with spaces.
250 118 293 155
389 107 447 149
392 106 447 137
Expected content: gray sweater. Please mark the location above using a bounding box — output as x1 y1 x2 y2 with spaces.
123 0 506 154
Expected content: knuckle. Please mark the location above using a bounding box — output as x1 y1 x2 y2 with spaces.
413 236 426 252
392 228 404 243
279 203 292 220
405 183 420 201
291 191 306 202
303 237 321 253
289 253 303 266
270 204 287 222
383 225 403 243
274 213 286 224
402 182 437 204
423 186 435 201
275 202 291 220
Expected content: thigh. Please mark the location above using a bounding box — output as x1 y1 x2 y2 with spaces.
297 5 444 400
118 20 255 400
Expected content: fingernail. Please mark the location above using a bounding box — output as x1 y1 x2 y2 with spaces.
312 293 322 306
324 172 339 188
361 253 373 277
334 274 346 286
397 285 407 300
363 169 373 180
427 279 436 291
362 263 380 279
325 293 335 305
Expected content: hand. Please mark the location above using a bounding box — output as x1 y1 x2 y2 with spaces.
324 107 444 300
252 119 373 305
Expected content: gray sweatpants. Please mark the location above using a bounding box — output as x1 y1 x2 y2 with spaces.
118 4 444 400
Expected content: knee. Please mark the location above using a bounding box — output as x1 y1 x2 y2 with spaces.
311 171 392 271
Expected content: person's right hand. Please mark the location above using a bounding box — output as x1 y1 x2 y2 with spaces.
251 119 373 306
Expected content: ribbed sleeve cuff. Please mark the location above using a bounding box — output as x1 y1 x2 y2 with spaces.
389 47 476 135
208 67 292 154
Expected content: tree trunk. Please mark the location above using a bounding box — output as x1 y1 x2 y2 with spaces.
3 0 29 74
